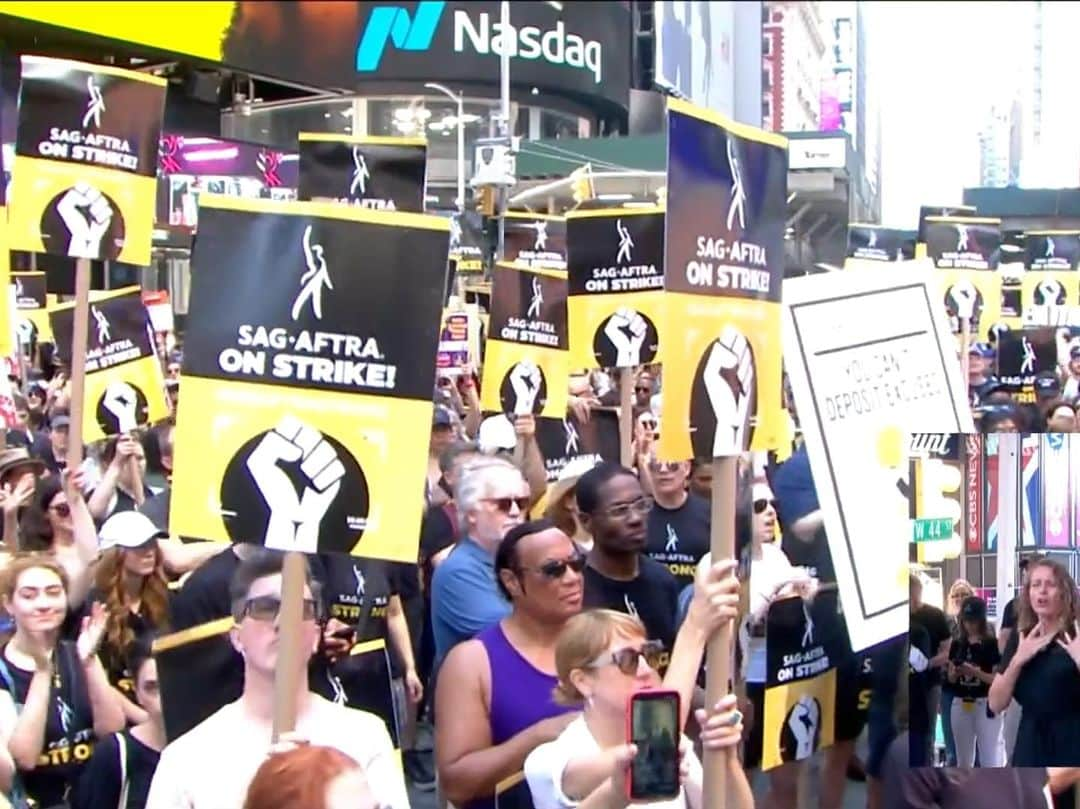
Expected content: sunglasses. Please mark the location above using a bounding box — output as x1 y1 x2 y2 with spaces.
589 640 665 676
753 498 779 515
605 497 653 520
49 503 71 518
241 596 319 623
484 496 531 514
635 387 650 394
521 554 587 580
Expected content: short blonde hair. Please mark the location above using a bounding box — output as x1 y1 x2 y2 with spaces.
0 553 69 601
553 609 646 705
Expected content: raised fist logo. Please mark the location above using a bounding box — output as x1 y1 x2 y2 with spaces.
1034 278 1065 306
945 281 979 321
57 182 113 259
102 382 139 433
246 415 346 553
702 326 754 456
604 307 648 367
786 696 820 761
508 360 543 415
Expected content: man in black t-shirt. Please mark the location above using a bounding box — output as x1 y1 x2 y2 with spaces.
644 456 710 591
909 573 952 766
577 463 681 655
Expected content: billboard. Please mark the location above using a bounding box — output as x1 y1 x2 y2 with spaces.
654 1 735 116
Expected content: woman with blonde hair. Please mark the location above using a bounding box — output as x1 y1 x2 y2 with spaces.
941 578 974 766
524 609 753 809
989 557 1080 765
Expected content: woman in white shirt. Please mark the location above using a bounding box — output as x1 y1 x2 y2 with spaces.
524 609 753 809
738 479 817 809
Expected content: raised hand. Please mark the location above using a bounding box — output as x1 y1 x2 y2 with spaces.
76 602 108 665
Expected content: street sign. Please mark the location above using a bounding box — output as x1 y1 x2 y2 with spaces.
912 517 955 542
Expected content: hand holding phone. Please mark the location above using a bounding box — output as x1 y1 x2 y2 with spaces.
626 690 681 802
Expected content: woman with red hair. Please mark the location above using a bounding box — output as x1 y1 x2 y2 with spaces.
243 744 380 809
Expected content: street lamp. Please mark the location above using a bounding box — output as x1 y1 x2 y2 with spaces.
425 82 466 212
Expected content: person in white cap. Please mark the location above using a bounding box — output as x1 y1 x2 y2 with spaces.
90 511 172 726
475 413 546 507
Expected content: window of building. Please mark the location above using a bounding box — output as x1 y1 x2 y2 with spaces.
763 32 773 56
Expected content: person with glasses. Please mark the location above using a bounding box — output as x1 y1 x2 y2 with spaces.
524 609 754 809
19 470 100 613
145 549 409 809
575 463 681 655
739 478 817 809
434 519 586 809
430 458 529 668
644 456 711 592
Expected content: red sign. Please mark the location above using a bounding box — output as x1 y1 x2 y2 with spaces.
966 434 982 553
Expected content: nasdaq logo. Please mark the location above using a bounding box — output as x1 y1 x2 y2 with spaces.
355 2 446 72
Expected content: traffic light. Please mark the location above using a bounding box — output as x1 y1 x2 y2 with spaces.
570 163 595 204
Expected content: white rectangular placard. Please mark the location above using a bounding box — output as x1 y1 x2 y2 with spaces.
782 266 974 651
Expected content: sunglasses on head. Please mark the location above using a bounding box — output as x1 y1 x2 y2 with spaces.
49 503 71 518
484 496 531 514
589 640 665 676
523 553 587 580
241 596 319 623
753 498 779 515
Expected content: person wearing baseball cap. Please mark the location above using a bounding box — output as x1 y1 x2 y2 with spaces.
90 511 172 724
967 342 1000 408
37 412 71 477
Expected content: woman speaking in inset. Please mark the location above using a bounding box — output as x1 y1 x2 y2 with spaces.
989 558 1080 765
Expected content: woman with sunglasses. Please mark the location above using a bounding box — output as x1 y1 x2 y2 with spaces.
0 554 125 809
524 609 753 809
86 512 172 726
19 472 100 613
739 479 816 809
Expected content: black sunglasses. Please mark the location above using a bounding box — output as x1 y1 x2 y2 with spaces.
49 503 71 518
635 386 650 394
753 498 779 515
522 554 587 580
242 596 319 623
589 640 665 676
484 496 531 514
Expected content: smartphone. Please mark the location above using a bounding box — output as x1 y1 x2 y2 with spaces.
626 690 681 802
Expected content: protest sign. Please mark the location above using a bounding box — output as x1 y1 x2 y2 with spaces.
298 133 426 213
760 593 842 771
535 409 620 484
924 216 1001 270
781 267 974 651
658 98 786 459
566 207 665 370
9 56 165 264
1020 271 1078 324
12 271 48 347
50 286 168 441
503 212 567 271
916 204 977 247
171 195 449 561
1025 232 1080 271
450 210 486 273
436 310 471 376
995 327 1058 405
845 224 916 265
480 262 568 419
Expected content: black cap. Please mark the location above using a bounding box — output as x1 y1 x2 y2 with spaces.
960 596 987 621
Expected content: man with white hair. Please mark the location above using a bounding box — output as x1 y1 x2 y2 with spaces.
430 458 530 667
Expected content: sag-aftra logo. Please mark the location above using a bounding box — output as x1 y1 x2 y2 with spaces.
356 1 604 83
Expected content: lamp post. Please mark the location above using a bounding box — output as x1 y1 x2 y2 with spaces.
425 82 465 212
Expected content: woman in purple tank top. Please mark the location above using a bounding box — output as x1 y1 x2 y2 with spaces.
435 520 586 809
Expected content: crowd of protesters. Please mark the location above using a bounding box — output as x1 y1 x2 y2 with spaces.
967 339 1080 433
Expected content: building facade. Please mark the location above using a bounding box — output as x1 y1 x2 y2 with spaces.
762 1 828 133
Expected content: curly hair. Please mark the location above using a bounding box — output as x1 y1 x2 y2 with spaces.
93 547 171 671
1017 558 1080 637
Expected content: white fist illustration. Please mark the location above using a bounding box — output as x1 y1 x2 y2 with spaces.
604 307 648 367
56 182 113 259
509 361 543 415
702 326 754 456
102 382 139 432
1037 279 1063 306
788 696 819 760
15 319 34 347
948 281 978 321
246 416 346 553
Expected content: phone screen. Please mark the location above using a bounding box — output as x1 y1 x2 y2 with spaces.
629 693 680 801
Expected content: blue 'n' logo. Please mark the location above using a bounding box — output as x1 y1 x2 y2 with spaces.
356 2 447 72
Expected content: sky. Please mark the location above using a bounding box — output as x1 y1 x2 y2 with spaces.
870 2 1033 228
